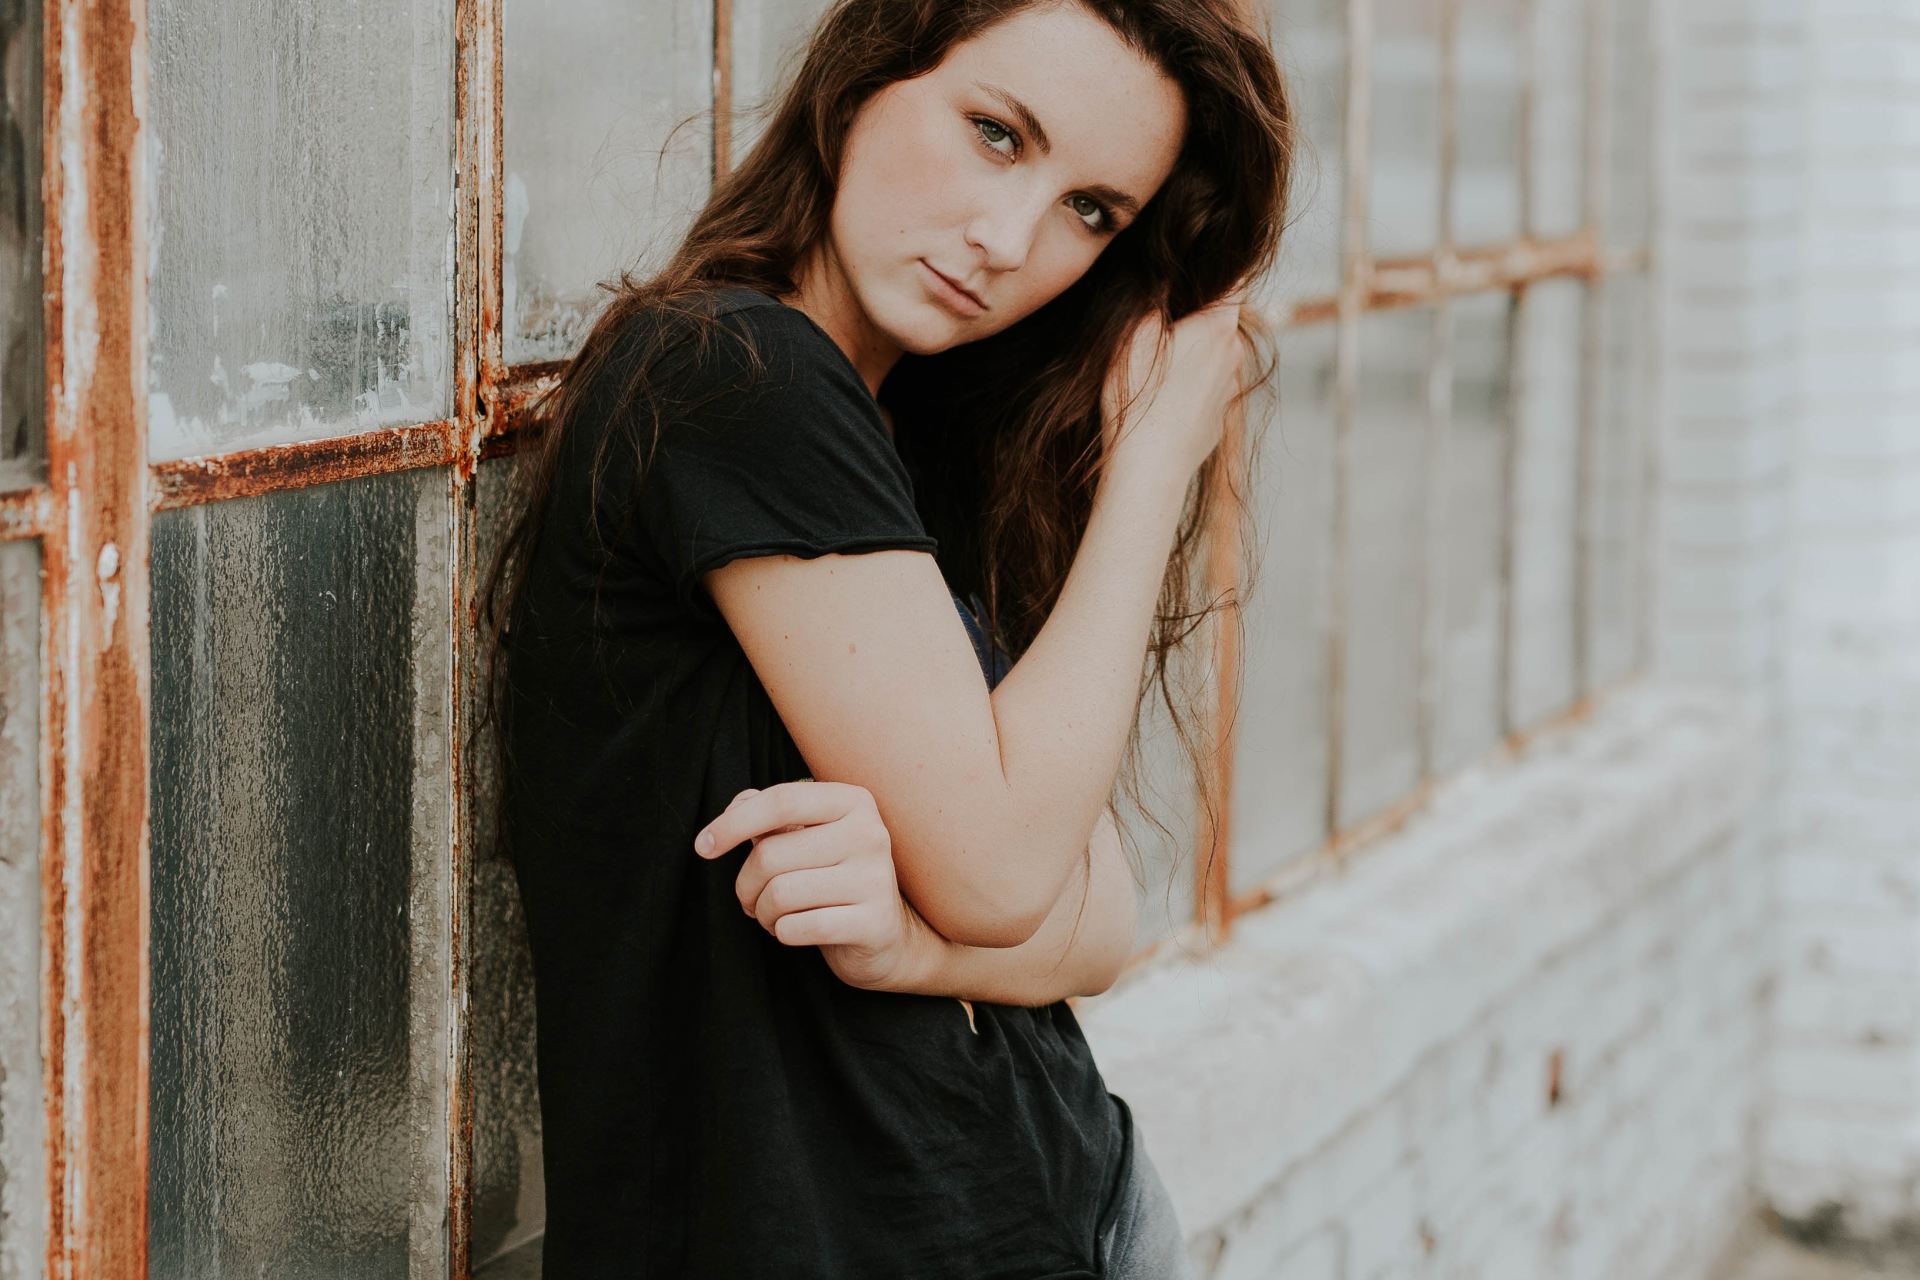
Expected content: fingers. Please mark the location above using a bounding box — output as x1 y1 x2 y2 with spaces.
745 861 865 934
732 822 853 919
693 778 864 859
763 902 876 948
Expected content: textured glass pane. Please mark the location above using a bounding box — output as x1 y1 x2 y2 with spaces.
1590 272 1648 687
1268 0 1345 301
1510 279 1583 726
149 471 453 1279
1125 667 1201 952
1529 0 1586 239
146 0 456 462
0 541 43 1280
468 458 545 1271
728 0 833 167
1606 0 1652 250
1230 323 1335 895
1369 0 1442 259
1453 0 1523 246
1436 292 1512 773
504 0 713 364
1340 306 1431 828
0 0 43 484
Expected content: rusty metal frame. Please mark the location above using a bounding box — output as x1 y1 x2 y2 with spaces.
0 233 1633 535
39 0 152 1272
1186 0 1655 948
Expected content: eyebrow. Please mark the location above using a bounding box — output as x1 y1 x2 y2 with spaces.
975 80 1145 219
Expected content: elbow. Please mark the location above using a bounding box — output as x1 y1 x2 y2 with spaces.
919 895 1052 950
894 828 1081 949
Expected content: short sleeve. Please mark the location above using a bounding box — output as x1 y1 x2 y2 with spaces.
633 304 939 616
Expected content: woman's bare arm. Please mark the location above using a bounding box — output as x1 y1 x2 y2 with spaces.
704 451 1186 948
882 807 1139 1007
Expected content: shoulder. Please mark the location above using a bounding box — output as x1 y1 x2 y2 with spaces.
613 285 854 388
612 287 889 448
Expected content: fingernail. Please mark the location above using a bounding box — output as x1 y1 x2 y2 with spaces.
695 830 714 855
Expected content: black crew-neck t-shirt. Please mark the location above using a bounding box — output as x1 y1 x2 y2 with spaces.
502 285 1132 1278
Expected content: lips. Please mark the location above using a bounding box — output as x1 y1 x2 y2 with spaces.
922 260 986 311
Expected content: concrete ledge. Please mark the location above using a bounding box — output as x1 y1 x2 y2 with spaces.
1075 680 1767 1237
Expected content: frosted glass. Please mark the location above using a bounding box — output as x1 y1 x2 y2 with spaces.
0 541 43 1280
0 0 42 484
1435 292 1512 772
468 459 545 1271
1509 279 1583 726
728 0 834 167
146 0 456 462
1368 0 1442 259
1453 0 1524 247
1591 272 1649 687
1529 0 1586 238
1230 322 1336 895
1340 306 1431 828
148 472 453 1279
1606 0 1653 250
503 0 713 363
1267 0 1346 302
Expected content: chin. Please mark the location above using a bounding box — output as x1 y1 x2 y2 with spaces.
876 294 968 355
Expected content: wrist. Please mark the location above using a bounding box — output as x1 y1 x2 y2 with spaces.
1098 438 1195 512
886 896 959 997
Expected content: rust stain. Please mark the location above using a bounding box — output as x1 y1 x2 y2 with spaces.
42 0 153 1274
444 0 490 1270
1547 1046 1565 1107
148 419 460 511
0 483 52 540
712 0 732 179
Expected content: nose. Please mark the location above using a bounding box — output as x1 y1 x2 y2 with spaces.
963 183 1052 275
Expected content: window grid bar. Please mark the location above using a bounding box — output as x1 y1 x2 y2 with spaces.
1323 0 1373 857
38 0 153 1272
0 236 1637 534
1416 0 1463 790
0 486 50 540
1632 3 1664 677
444 0 498 1270
1572 0 1613 705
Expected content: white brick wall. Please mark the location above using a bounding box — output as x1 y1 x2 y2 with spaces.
1078 687 1771 1279
1763 0 1920 1236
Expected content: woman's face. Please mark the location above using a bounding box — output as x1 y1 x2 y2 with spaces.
794 2 1188 389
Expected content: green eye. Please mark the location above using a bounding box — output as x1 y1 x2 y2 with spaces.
973 116 1015 154
1068 194 1112 232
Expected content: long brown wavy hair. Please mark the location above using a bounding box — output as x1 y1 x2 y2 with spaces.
482 0 1296 941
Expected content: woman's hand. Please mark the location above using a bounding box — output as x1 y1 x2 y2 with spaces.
1100 278 1254 478
693 779 934 992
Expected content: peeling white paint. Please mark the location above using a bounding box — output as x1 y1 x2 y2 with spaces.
94 543 119 641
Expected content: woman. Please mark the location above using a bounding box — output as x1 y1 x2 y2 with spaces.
486 0 1292 1274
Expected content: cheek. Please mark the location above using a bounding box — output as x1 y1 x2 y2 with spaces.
862 107 977 229
1018 240 1103 309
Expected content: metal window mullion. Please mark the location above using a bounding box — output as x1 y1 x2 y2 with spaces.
713 0 732 179
1418 0 1461 786
1631 0 1664 679
446 0 501 1270
1573 0 1614 704
40 0 152 1273
1324 0 1371 843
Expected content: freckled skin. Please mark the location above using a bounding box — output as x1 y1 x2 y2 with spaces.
783 3 1189 396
